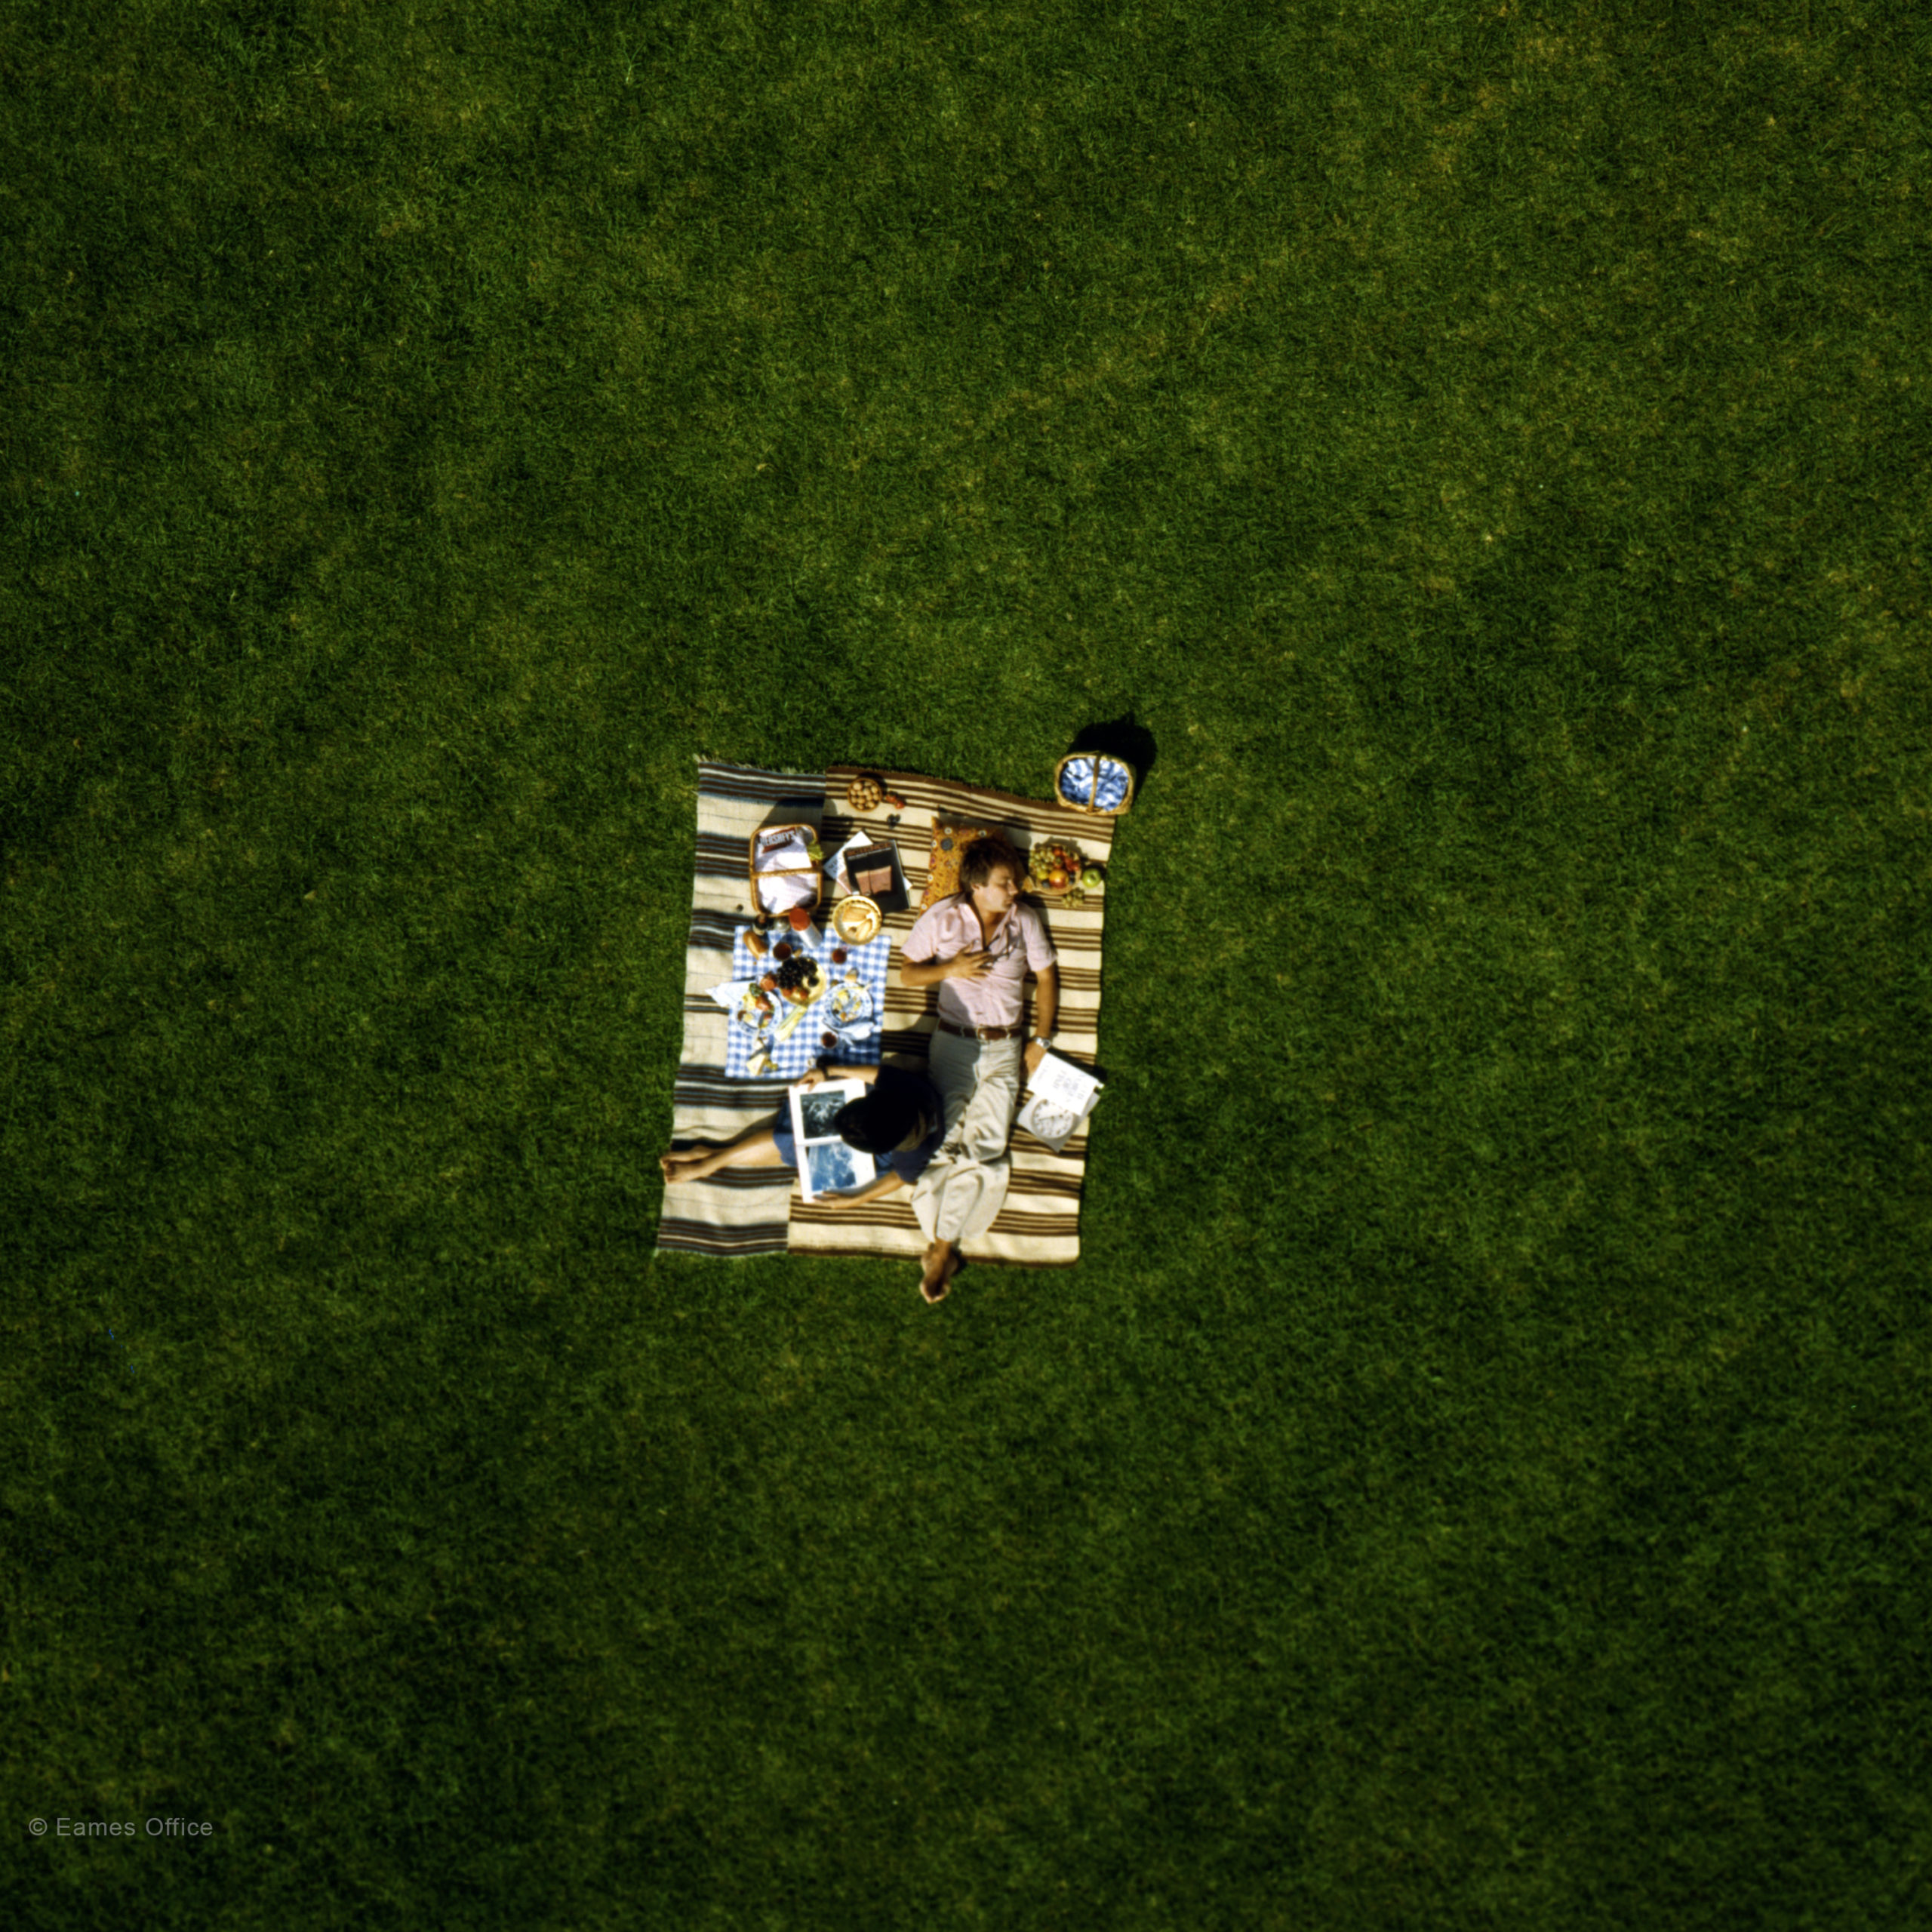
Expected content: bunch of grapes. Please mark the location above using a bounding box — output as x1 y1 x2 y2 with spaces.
772 953 818 998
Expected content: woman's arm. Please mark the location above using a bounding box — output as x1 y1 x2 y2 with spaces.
834 1169 906 1206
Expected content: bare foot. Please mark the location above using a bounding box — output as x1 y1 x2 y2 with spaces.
660 1148 712 1180
919 1241 950 1302
921 1242 959 1303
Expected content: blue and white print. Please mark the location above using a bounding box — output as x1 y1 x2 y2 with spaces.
1058 755 1131 812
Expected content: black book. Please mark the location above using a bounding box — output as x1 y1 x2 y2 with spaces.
841 841 909 914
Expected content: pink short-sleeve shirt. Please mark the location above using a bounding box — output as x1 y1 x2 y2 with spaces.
900 894 1057 1031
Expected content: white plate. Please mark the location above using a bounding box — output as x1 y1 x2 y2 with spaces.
829 979 873 1023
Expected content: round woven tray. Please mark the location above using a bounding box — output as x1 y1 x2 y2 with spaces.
831 894 882 943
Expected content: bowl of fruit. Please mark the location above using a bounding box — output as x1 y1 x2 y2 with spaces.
1026 839 1088 895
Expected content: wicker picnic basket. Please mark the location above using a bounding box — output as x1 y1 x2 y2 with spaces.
1054 752 1137 816
748 823 823 917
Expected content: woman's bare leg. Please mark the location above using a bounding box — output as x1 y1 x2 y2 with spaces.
688 1124 787 1178
663 1122 789 1180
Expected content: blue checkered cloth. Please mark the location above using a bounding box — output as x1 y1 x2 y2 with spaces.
722 931 893 1081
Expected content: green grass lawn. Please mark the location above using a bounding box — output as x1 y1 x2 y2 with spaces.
5 1 1929 1924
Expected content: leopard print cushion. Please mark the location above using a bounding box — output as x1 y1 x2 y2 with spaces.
919 823 1001 911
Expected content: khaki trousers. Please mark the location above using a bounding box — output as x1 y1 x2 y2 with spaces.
910 1031 1025 1246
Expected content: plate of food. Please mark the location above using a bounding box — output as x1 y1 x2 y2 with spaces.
829 974 874 1026
832 894 882 944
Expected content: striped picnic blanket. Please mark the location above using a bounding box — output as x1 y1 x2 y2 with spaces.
655 757 1117 1269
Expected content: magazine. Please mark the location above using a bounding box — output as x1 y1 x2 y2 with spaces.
1016 1050 1105 1153
786 1076 878 1202
827 829 869 894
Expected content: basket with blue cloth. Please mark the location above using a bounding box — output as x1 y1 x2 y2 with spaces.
1054 752 1135 817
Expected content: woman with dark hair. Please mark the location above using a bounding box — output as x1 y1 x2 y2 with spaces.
659 1060 952 1292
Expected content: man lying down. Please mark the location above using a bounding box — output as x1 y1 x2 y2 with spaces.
659 1062 960 1302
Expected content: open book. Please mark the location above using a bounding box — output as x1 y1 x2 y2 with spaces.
786 1077 879 1202
1016 1050 1104 1153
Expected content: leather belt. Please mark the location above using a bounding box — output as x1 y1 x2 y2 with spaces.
937 1018 1026 1042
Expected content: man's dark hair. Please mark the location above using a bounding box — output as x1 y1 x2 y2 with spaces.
958 833 1026 894
835 1083 925 1155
